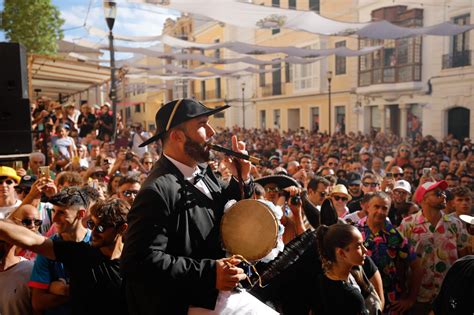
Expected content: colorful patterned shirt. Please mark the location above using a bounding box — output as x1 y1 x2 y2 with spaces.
398 211 469 303
357 217 416 307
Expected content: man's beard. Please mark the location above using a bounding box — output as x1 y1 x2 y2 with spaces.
184 134 211 163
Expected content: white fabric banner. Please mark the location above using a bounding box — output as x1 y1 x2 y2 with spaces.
128 0 474 39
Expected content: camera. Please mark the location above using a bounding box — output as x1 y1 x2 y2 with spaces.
290 195 301 206
125 152 133 161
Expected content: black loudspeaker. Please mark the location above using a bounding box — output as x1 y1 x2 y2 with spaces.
0 43 32 155
0 42 29 99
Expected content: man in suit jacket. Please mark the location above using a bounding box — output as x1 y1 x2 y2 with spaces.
121 99 254 314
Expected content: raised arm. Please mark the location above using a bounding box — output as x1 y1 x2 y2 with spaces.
0 220 55 260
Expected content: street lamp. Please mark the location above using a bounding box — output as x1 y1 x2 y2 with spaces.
326 70 333 135
241 82 246 129
103 1 117 140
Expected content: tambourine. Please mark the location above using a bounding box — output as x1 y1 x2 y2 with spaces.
221 199 279 262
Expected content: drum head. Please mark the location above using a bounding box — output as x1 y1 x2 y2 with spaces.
221 199 279 261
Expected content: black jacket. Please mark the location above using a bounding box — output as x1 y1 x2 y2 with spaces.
121 156 253 314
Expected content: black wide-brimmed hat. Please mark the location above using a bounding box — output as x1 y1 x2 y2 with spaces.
255 175 301 189
139 99 230 147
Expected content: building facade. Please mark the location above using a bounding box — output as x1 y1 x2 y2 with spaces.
357 1 474 140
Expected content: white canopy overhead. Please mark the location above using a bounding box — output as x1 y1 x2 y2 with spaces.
31 55 110 100
128 0 474 39
86 26 382 58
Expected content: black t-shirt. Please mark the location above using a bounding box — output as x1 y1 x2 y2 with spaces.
432 255 474 315
363 256 378 279
53 241 127 315
319 274 369 315
348 194 363 213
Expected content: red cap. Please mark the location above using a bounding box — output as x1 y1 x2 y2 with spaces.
414 180 448 204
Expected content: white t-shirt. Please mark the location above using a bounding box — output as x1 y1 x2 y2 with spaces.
0 199 22 219
131 131 149 158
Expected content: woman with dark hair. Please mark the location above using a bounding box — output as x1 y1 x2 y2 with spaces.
316 224 370 315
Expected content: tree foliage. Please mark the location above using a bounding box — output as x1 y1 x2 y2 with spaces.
1 0 65 55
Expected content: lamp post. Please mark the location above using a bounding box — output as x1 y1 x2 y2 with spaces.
103 1 117 140
241 82 246 129
326 70 333 135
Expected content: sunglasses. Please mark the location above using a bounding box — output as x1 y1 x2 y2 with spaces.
86 219 114 233
433 190 446 198
265 187 280 193
400 149 409 152
333 195 349 202
0 178 15 185
21 218 42 227
91 171 107 178
122 190 139 198
393 173 404 178
362 182 379 188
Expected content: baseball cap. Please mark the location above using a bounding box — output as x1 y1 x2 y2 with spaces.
269 155 280 162
139 99 229 147
347 172 361 185
393 180 411 194
17 175 37 188
0 166 21 184
48 187 88 208
414 180 448 204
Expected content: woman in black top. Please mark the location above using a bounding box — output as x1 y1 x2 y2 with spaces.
316 224 369 315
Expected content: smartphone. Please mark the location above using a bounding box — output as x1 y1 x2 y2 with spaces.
39 166 50 179
422 168 431 177
14 161 23 170
385 172 393 178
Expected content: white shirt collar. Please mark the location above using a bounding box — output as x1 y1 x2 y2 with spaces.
163 153 201 181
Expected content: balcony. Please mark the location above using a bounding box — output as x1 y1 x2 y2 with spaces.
359 64 421 87
261 83 286 97
442 50 472 69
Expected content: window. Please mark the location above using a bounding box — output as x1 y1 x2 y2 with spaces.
370 106 381 131
443 14 471 68
358 7 422 86
289 0 296 9
259 65 266 87
335 41 346 75
309 0 319 12
272 28 280 35
216 78 221 99
335 106 345 133
135 103 141 113
310 107 319 132
293 44 318 90
272 0 280 7
285 62 291 82
272 62 282 95
273 109 281 129
200 81 206 100
260 110 267 129
453 15 470 53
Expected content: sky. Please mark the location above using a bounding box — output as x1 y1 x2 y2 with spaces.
0 0 179 58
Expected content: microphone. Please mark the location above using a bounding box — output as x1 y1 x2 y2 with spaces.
207 144 261 165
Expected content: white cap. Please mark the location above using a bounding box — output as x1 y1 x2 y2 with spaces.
384 155 393 163
393 180 411 194
460 214 474 225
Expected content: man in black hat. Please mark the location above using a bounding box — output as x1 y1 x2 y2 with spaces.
121 99 254 314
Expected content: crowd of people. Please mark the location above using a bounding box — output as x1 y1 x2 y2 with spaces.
0 97 472 315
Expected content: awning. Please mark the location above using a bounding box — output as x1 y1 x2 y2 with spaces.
30 54 111 101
